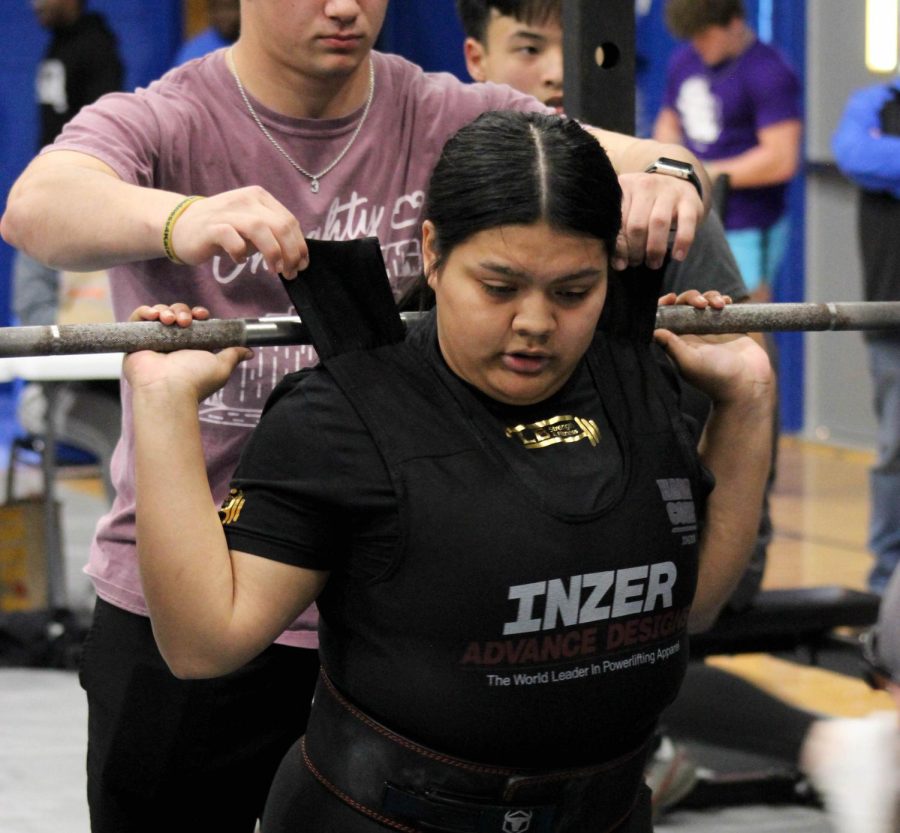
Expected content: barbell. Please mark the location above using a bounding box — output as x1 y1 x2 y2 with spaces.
0 302 898 358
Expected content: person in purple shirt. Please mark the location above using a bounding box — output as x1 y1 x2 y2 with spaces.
654 0 801 301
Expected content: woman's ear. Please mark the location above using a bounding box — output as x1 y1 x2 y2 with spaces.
423 220 439 289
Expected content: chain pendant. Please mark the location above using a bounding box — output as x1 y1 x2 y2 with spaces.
228 50 373 199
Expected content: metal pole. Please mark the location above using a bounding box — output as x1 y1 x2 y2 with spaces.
563 0 636 134
1 303 900 358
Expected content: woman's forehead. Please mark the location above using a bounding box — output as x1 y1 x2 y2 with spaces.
453 223 608 276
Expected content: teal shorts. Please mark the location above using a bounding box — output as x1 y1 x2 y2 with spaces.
725 216 790 293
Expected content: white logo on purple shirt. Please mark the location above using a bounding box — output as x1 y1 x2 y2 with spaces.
676 75 722 149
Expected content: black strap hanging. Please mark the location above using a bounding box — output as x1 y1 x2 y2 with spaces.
598 261 667 343
280 237 405 360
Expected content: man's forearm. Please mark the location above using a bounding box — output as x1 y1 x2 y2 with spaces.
1 151 182 271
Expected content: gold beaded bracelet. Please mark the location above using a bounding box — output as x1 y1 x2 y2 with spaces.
162 195 205 264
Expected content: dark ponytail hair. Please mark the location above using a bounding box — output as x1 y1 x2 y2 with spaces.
424 111 622 275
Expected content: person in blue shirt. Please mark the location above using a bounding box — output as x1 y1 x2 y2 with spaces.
833 81 900 594
173 0 240 65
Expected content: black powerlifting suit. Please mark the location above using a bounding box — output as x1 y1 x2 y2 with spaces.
256 309 707 833
220 239 709 832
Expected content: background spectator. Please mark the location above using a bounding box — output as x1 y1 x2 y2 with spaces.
654 0 801 302
832 79 900 594
13 0 122 327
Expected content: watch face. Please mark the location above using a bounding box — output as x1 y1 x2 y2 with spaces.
646 158 703 200
656 158 692 177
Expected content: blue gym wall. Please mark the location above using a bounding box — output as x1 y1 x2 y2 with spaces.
766 2 807 434
377 3 468 78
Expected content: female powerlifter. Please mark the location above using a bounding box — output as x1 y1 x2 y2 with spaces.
125 111 774 832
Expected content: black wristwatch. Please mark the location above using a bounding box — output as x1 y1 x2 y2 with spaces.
644 157 704 201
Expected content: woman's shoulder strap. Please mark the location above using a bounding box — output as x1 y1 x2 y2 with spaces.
280 237 405 360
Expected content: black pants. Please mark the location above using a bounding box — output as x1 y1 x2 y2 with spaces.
79 598 320 833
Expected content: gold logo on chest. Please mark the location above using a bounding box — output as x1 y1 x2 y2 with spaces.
505 415 600 450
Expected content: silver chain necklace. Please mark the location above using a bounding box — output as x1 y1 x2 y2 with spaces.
227 49 375 194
